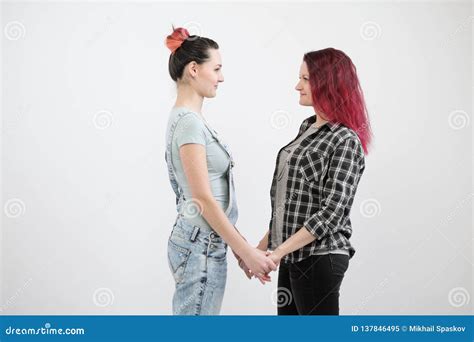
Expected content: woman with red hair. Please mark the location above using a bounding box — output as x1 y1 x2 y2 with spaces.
256 48 372 315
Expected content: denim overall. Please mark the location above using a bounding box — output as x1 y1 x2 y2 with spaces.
165 110 238 315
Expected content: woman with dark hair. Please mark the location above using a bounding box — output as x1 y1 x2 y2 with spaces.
164 27 276 315
257 48 372 315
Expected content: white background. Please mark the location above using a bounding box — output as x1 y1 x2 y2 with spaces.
1 1 472 315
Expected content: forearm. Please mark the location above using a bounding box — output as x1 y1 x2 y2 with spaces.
257 231 269 250
274 226 315 258
197 196 249 256
304 137 363 241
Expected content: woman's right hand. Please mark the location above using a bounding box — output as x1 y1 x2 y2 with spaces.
240 246 277 277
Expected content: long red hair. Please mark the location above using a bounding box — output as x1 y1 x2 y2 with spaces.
304 48 372 154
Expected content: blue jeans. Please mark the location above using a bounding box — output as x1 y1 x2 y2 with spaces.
167 215 228 315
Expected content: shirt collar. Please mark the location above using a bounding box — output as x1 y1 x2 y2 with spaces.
301 115 341 132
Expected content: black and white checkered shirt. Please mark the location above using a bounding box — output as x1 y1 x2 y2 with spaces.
268 115 366 263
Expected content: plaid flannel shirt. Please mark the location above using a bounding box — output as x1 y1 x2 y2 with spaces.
268 115 366 263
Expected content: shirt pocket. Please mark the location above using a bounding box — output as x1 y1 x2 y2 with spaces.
299 151 328 184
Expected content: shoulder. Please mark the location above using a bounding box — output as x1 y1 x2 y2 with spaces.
175 111 205 130
331 125 365 160
172 109 210 146
170 108 205 134
332 124 359 143
308 122 364 160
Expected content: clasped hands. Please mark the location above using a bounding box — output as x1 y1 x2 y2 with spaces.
232 245 284 284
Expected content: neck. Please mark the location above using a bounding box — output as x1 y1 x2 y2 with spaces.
315 113 328 128
174 83 204 114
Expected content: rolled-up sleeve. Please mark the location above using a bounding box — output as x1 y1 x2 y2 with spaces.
303 137 364 240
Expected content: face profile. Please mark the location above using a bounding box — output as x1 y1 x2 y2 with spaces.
186 48 224 99
295 61 313 107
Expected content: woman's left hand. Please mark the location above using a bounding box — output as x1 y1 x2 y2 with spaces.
267 247 285 267
256 248 285 283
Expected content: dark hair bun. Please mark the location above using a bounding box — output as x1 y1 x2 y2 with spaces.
166 27 219 82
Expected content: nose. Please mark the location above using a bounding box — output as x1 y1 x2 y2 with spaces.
295 81 301 91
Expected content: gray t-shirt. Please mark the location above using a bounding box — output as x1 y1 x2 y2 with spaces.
167 107 230 230
270 123 349 256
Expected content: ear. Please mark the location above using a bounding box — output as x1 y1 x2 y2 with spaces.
186 61 198 78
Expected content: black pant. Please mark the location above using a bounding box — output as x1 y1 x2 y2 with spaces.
277 253 349 315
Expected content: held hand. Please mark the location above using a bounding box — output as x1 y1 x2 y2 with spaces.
237 251 272 284
258 248 285 283
238 257 253 279
241 247 277 277
253 243 271 284
237 253 272 284
232 249 252 279
254 271 271 284
267 249 283 268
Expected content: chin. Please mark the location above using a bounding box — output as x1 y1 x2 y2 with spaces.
207 91 217 98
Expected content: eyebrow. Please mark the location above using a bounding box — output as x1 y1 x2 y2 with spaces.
216 64 222 67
